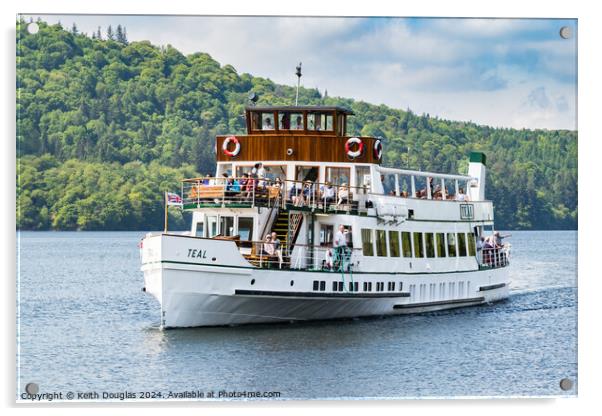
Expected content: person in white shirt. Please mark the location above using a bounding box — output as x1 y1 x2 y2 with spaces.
263 117 274 130
455 187 469 201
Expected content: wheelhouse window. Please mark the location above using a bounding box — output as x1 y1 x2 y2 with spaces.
308 112 334 131
458 233 467 256
261 113 275 130
280 112 304 130
413 232 424 258
436 233 446 257
376 230 387 257
447 232 457 257
389 231 400 257
336 114 347 136
401 232 412 257
361 229 374 256
296 166 319 182
425 233 435 258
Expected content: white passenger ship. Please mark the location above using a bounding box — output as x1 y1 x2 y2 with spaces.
140 105 510 328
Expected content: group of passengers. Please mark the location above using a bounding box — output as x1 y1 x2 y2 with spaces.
477 231 508 267
382 176 470 201
289 180 350 208
261 232 283 268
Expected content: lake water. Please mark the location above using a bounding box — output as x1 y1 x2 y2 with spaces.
16 230 577 400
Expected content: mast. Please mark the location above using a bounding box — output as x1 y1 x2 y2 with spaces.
295 62 302 106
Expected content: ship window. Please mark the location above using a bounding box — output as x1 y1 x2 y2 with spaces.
250 112 261 130
235 165 253 178
368 282 373 291
349 282 354 292
399 282 404 291
467 233 477 256
264 165 287 182
280 112 303 130
238 217 254 241
337 114 347 136
338 281 343 291
313 280 319 290
195 222 204 237
319 224 334 246
320 281 326 291
413 232 424 258
447 233 457 257
326 167 351 187
207 216 218 238
219 216 234 236
425 233 435 258
308 112 334 131
458 233 467 256
361 229 374 256
436 233 446 257
401 232 412 257
363 282 368 291
332 281 338 291
356 166 371 191
376 230 387 257
261 113 275 130
389 231 400 257
296 166 319 182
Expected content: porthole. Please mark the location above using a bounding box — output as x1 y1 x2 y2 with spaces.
251 279 255 285
290 280 294 286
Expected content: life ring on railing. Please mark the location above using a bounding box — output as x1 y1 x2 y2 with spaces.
222 136 240 157
345 137 364 159
373 139 383 160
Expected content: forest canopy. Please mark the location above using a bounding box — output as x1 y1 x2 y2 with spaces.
16 20 577 230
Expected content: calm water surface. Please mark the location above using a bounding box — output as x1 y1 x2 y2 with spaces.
17 231 577 399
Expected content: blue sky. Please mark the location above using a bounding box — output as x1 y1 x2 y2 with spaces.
25 15 577 130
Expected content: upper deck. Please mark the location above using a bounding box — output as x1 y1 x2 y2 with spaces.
216 106 382 164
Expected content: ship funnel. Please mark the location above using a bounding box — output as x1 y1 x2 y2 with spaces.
467 152 487 201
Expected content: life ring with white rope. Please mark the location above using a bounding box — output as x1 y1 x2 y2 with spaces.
373 139 383 160
345 137 364 159
222 136 240 157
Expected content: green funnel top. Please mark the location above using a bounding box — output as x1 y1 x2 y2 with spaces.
469 152 486 166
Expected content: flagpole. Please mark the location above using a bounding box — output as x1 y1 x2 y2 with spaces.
164 191 168 233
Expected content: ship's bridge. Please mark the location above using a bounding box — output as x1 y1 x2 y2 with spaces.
214 105 384 195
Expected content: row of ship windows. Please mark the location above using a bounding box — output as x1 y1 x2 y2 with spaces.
361 230 477 258
313 280 403 292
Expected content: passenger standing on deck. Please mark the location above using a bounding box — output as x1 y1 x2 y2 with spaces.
334 225 348 269
271 232 283 268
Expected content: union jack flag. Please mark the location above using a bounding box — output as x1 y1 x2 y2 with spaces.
166 192 183 206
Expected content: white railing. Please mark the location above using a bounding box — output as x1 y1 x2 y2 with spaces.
245 242 361 272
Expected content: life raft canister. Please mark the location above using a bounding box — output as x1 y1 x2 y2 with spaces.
373 139 383 160
222 136 240 157
345 137 364 159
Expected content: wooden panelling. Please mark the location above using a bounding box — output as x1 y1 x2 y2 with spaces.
216 134 382 164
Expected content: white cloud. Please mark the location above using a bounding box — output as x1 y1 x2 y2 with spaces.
23 15 577 130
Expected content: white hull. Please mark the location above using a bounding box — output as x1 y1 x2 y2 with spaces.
141 234 509 328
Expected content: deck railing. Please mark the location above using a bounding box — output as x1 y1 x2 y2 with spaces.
181 177 365 213
477 247 510 269
242 241 362 272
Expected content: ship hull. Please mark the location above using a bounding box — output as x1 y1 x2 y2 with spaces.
141 235 509 328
